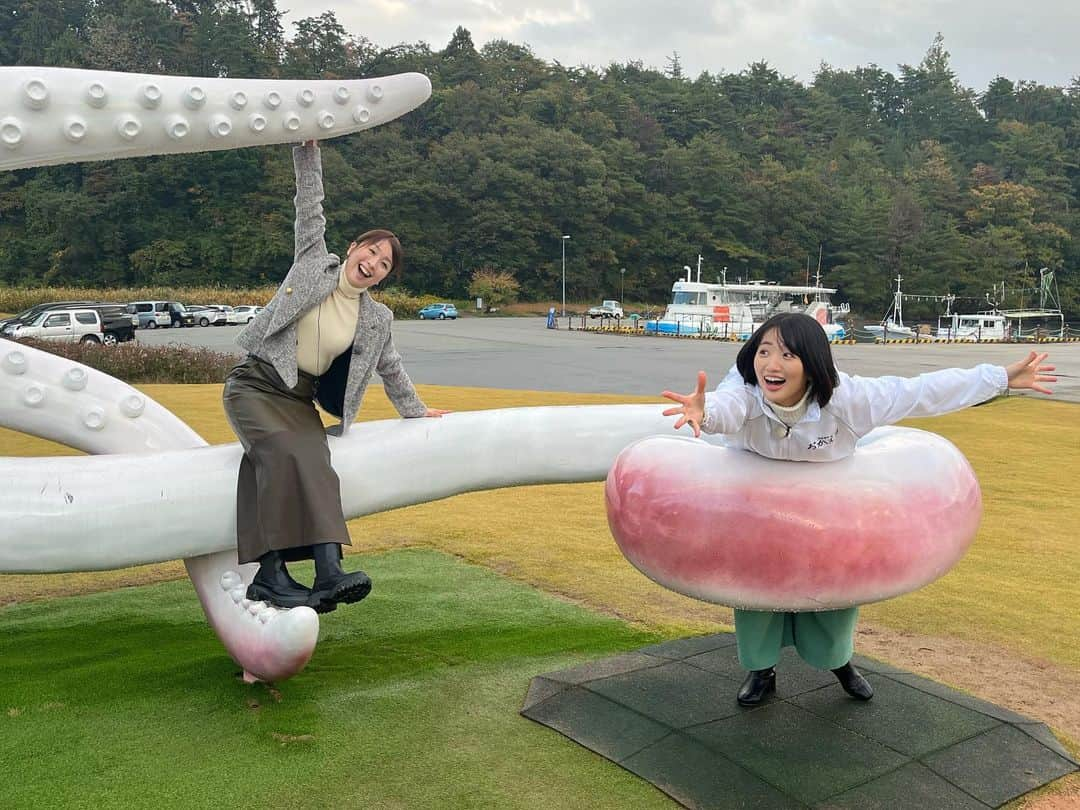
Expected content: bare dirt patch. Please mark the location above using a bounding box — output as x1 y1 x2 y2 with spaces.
855 624 1080 746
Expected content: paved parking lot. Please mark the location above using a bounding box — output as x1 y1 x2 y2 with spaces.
136 317 1080 402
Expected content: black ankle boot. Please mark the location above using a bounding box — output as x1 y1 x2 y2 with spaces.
309 543 371 612
737 667 776 706
247 550 312 608
832 662 874 700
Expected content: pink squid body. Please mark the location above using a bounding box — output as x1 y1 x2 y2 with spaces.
605 427 982 611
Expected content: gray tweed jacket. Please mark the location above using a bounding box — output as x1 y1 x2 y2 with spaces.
236 144 426 434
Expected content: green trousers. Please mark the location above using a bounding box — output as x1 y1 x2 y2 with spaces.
734 607 858 671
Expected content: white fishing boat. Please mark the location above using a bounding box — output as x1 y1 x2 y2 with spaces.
863 275 921 340
934 311 1009 341
863 320 919 340
933 270 1063 342
645 259 850 340
999 269 1066 340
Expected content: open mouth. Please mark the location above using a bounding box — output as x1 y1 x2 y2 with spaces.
359 267 372 278
762 375 786 390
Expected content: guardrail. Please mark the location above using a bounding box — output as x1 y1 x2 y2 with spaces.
564 317 1080 345
566 316 855 344
850 326 1080 344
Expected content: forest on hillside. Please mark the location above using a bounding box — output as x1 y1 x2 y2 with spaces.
1 0 1078 319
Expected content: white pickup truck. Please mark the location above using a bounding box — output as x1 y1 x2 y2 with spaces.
587 299 624 319
8 308 105 344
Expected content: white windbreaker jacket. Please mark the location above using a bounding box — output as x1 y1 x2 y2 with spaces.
701 364 1009 462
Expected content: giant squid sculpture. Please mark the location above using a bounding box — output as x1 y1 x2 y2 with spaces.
0 67 982 684
0 338 681 680
0 65 689 682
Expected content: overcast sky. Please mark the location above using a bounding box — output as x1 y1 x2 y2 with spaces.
280 1 1078 92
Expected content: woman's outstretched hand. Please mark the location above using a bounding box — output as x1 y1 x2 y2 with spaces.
424 408 451 418
662 370 708 437
1005 351 1056 394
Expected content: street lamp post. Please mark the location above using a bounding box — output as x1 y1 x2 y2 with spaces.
561 234 570 316
620 267 626 304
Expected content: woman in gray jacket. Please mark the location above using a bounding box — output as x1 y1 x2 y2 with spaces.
224 140 447 613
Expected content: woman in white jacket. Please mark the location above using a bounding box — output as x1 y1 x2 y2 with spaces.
662 312 1055 706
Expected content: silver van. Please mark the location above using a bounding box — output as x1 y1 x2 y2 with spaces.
126 301 172 329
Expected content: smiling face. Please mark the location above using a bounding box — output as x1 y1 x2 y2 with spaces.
753 328 809 407
343 238 393 289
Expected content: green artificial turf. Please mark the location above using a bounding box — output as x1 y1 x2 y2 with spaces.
0 549 676 810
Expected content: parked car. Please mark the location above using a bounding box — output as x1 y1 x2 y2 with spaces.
1 301 136 345
166 301 190 328
8 308 105 344
211 304 234 325
172 305 197 328
227 305 263 325
126 301 172 329
587 300 624 319
185 305 212 327
1 300 125 331
418 303 458 320
187 305 228 327
0 300 93 332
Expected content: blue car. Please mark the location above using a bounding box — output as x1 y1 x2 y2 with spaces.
418 303 458 320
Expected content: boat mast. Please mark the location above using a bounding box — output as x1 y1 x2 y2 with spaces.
813 244 822 303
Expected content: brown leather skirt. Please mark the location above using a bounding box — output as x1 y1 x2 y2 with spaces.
222 355 350 564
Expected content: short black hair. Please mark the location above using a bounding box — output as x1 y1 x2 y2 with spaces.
735 313 839 407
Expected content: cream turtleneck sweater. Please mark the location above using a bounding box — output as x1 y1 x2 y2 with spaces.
764 386 813 437
295 265 364 375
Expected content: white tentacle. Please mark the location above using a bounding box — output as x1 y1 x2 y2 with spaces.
0 341 319 682
0 401 678 573
0 67 431 170
0 343 204 453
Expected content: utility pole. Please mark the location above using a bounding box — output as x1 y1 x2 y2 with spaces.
560 234 571 316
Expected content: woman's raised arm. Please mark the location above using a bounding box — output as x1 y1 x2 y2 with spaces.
292 140 330 265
